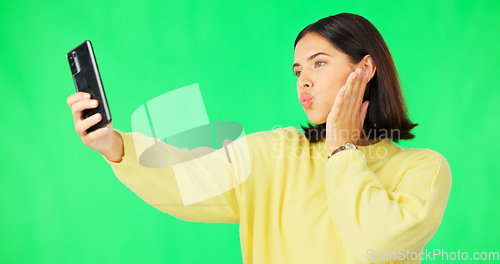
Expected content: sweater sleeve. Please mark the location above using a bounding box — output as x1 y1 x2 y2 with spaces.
325 148 452 263
102 129 251 223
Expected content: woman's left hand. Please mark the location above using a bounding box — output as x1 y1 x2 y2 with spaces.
326 68 371 153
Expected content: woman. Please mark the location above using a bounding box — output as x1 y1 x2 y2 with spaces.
66 13 452 264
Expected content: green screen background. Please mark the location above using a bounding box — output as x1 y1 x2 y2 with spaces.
1 0 498 263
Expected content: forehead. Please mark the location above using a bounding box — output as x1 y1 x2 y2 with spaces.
294 33 337 58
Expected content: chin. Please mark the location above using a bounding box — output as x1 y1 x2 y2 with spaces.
307 116 327 125
304 108 327 125
311 121 326 125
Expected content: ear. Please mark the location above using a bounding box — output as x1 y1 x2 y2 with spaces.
360 55 376 81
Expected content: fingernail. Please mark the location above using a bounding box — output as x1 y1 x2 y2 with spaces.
90 100 97 106
83 93 90 99
94 113 101 120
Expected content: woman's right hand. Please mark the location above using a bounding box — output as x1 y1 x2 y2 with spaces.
66 92 124 162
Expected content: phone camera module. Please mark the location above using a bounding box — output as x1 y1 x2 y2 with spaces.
69 52 80 75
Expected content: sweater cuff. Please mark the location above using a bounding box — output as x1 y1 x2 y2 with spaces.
101 129 142 176
325 149 368 184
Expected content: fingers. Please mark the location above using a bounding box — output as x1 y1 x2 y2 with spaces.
342 70 357 116
346 69 363 114
75 112 102 137
67 92 101 138
330 84 348 121
84 123 111 142
346 70 358 113
331 70 357 121
345 68 370 117
330 68 370 124
71 98 99 122
67 92 96 122
354 70 370 115
67 92 91 108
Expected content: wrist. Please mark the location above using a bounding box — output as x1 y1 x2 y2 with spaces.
328 140 356 153
103 130 124 163
327 142 358 159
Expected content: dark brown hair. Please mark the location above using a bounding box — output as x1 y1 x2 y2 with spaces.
295 13 417 143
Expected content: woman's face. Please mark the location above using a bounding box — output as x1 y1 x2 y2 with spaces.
293 32 357 124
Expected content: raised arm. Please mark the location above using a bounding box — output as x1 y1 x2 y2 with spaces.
67 91 252 223
103 129 252 223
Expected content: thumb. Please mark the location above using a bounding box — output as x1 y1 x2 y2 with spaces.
359 101 370 125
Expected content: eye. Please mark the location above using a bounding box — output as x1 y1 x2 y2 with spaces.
294 70 302 78
315 61 326 67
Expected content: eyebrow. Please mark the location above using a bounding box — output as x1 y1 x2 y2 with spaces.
292 52 332 70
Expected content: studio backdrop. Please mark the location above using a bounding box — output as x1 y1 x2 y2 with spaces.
0 0 498 263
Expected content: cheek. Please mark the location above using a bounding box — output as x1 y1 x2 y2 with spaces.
322 68 350 88
320 75 345 100
334 71 352 87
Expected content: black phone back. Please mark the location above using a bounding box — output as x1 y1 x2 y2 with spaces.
67 40 112 133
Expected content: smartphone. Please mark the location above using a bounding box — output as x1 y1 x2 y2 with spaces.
67 40 112 133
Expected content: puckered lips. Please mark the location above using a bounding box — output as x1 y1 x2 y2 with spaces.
300 93 313 108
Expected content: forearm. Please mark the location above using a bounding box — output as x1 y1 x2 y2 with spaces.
325 149 451 263
102 129 242 223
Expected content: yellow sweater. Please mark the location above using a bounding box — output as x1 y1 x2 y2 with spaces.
103 126 452 264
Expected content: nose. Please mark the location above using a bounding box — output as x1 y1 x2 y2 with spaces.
297 73 312 90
